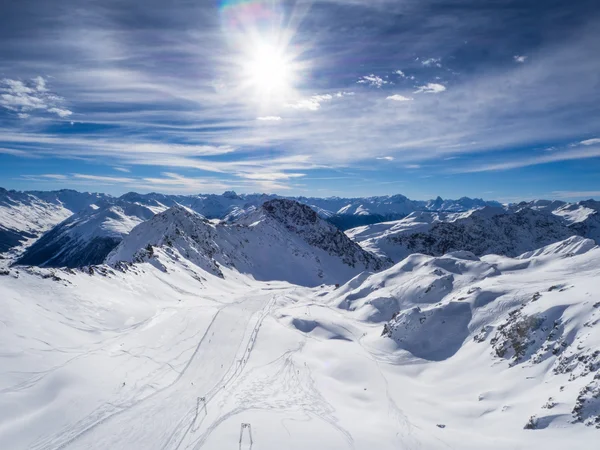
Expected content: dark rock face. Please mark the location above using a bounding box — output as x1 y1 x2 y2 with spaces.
0 227 36 253
261 199 391 271
16 230 120 268
327 213 406 231
388 208 576 257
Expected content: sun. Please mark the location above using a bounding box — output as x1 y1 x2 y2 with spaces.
244 42 293 100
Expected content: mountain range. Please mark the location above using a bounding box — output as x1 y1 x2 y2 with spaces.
2 187 598 271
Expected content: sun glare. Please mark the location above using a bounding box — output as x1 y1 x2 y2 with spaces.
244 42 294 101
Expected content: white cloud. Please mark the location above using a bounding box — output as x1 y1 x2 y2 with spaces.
376 156 394 161
32 76 48 92
386 94 412 102
256 116 282 121
0 147 33 157
35 172 232 194
421 58 442 67
72 174 136 183
0 76 72 119
552 190 600 199
357 74 387 88
514 55 527 63
456 145 600 173
395 70 406 78
285 94 335 111
113 167 131 173
47 107 73 118
237 172 305 181
40 174 68 180
404 164 421 169
581 138 600 145
414 83 446 94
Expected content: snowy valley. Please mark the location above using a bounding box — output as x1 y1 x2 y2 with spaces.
0 189 599 450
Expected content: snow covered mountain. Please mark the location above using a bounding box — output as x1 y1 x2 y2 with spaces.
16 200 156 267
554 200 600 243
347 206 585 262
0 188 106 256
425 195 503 212
108 199 390 286
1 187 505 251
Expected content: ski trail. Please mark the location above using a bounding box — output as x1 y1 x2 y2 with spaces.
28 308 222 450
36 292 275 450
165 295 277 450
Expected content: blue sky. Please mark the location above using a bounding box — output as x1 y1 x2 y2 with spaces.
1 0 599 201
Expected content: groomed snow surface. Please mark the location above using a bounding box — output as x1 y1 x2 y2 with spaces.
1 237 599 449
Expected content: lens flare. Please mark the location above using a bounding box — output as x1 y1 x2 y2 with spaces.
219 0 306 105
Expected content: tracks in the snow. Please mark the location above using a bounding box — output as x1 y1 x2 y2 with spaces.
165 294 277 450
29 310 223 450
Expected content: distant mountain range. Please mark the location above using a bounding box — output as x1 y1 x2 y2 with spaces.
1 187 598 270
347 201 600 262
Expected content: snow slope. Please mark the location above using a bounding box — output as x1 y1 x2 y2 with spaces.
0 188 107 257
0 189 72 255
327 235 600 434
17 200 156 267
108 200 390 286
1 235 598 450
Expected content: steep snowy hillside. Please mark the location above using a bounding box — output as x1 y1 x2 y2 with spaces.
348 206 579 262
554 200 600 243
26 189 110 212
16 201 156 267
0 188 109 257
108 200 390 286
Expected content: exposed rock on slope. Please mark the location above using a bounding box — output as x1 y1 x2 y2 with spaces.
348 206 579 262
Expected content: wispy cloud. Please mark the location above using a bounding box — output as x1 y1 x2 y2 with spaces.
581 138 600 145
24 173 69 180
376 156 394 161
237 172 305 181
394 70 415 80
285 94 333 111
47 107 72 118
552 190 600 199
72 174 136 183
414 83 446 94
455 144 600 173
386 94 412 101
113 167 130 173
421 58 442 67
256 116 282 121
514 55 527 63
357 74 387 88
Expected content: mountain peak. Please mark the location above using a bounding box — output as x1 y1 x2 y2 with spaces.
261 198 319 226
222 190 239 199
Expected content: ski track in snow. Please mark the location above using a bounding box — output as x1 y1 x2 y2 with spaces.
34 293 276 450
